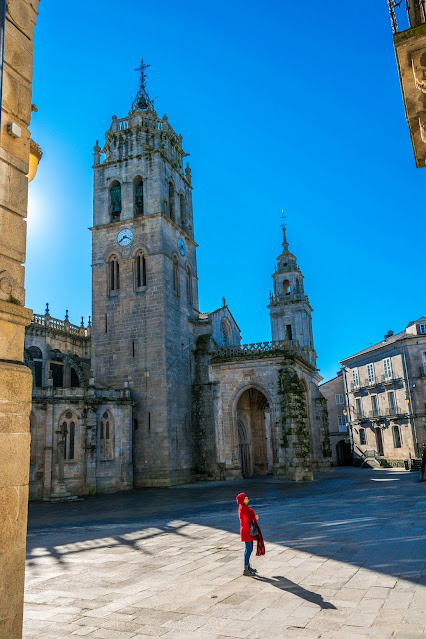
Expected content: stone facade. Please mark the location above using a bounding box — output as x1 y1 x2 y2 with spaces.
26 67 333 495
0 1 40 637
341 318 426 466
24 311 133 499
319 373 352 466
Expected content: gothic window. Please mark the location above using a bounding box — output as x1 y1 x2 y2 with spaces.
70 367 80 387
110 181 122 221
50 350 64 387
220 319 231 346
134 177 144 217
135 251 147 289
359 428 366 445
180 194 186 226
61 410 77 461
283 279 291 295
27 346 43 387
109 255 120 292
169 183 175 221
173 255 179 295
186 265 193 305
100 410 114 459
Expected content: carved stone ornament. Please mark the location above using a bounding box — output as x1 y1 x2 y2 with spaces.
0 270 25 304
411 49 426 93
418 111 426 144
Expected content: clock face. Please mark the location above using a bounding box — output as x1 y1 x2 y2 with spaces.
117 228 134 247
178 237 185 256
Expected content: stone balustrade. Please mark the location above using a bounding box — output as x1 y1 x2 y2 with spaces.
211 339 311 364
30 314 91 338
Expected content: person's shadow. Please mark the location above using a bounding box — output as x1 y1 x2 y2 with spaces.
253 575 336 609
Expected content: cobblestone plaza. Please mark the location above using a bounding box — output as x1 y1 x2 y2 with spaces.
24 468 425 639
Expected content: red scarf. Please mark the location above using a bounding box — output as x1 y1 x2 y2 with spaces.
255 521 266 556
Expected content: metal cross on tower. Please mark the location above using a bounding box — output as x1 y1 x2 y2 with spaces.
131 58 156 111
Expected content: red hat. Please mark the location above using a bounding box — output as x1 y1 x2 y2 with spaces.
236 493 246 505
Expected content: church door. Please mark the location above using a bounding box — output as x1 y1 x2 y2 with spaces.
238 420 252 478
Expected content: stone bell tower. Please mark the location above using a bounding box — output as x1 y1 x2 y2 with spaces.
268 224 316 367
91 60 199 486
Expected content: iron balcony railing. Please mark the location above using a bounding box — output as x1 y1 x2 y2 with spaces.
388 0 426 34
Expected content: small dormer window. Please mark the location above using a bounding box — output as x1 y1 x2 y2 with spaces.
419 323 426 334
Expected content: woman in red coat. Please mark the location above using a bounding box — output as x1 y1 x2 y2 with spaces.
236 492 259 576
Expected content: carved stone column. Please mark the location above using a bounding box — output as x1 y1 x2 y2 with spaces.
0 1 40 637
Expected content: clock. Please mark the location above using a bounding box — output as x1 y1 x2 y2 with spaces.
117 228 134 247
178 237 185 256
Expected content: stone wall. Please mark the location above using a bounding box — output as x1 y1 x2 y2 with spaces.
0 1 39 637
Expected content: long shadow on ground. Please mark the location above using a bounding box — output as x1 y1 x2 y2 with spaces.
27 468 426 587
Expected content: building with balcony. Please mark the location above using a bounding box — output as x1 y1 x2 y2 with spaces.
319 372 351 466
341 318 426 466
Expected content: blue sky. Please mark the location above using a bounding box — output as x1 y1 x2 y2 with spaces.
26 1 425 382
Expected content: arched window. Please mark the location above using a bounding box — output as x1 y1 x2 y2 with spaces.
186 265 193 305
220 319 231 346
70 367 80 387
27 346 43 387
134 177 144 217
110 181 121 221
60 411 77 460
173 255 179 295
100 410 114 459
283 279 291 295
109 255 120 292
180 194 186 226
169 183 175 221
50 350 64 387
135 251 147 288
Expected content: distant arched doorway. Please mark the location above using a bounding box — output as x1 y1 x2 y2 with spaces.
237 388 269 477
336 440 352 466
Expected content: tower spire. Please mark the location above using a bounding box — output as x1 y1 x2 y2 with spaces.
281 210 289 251
131 58 156 112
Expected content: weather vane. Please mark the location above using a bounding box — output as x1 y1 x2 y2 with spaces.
280 209 287 229
131 58 156 111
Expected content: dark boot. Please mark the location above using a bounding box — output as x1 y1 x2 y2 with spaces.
248 564 257 574
243 565 252 576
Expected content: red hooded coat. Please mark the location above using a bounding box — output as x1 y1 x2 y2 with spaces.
236 493 258 542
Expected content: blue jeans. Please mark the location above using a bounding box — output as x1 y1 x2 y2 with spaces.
244 541 253 565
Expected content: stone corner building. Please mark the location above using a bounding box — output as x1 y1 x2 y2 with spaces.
26 67 332 497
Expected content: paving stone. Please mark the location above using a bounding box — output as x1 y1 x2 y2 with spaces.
23 470 426 639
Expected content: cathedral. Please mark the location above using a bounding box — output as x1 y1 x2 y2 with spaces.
25 64 332 500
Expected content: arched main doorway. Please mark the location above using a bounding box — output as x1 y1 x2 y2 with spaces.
336 439 352 466
236 388 270 477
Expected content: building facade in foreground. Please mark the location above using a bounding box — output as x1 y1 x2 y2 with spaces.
341 318 426 466
25 67 332 497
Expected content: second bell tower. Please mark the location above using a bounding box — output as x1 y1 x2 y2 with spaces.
268 224 317 367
